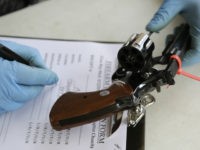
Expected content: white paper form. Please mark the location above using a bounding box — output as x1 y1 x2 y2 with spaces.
0 37 127 150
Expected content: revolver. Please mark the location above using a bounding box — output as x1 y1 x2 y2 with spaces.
49 24 191 131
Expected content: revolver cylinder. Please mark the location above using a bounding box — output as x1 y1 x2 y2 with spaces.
117 33 154 72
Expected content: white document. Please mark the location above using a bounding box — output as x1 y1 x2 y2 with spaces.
0 37 127 150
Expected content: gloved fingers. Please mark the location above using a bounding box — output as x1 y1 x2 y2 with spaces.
0 40 46 68
13 85 44 102
0 100 24 113
146 0 184 32
190 28 200 50
0 107 5 114
10 61 58 85
0 85 44 112
182 49 200 67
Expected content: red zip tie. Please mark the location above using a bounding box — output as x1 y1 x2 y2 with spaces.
170 55 200 81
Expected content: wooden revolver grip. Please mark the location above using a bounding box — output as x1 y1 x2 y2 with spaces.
49 81 133 130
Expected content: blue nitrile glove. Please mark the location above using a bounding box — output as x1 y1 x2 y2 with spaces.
146 0 200 66
0 40 58 114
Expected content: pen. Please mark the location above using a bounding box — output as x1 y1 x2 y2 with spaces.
0 43 30 65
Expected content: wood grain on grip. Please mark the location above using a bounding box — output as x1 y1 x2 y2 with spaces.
50 81 133 130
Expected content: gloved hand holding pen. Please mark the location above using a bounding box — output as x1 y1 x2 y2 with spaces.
0 40 58 114
146 0 200 66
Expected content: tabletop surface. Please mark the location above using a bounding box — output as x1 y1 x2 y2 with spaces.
0 0 199 150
